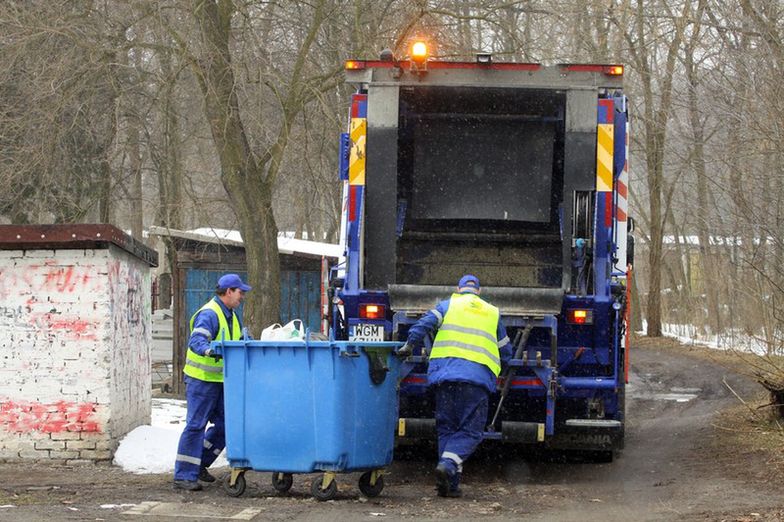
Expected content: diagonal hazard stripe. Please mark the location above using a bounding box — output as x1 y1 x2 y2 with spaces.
349 118 366 186
596 124 614 192
617 179 627 198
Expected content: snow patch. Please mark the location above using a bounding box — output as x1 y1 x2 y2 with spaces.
113 398 227 474
640 321 773 355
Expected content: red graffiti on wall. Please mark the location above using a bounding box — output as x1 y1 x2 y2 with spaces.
42 265 92 293
29 313 98 340
0 399 102 433
0 262 98 299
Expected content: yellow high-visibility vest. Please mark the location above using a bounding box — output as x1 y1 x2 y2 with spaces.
430 293 501 376
183 299 240 383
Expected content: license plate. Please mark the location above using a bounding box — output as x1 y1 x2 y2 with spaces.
350 323 384 342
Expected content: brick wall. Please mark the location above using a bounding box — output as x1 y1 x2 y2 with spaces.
0 246 152 463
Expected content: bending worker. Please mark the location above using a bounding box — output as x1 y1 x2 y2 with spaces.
173 273 251 491
400 275 512 497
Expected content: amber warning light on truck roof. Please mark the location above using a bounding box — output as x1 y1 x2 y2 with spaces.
411 41 428 62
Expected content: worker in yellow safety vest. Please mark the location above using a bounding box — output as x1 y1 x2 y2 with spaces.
399 275 512 497
173 273 251 491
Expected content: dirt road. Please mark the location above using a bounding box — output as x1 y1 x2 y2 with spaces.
2 342 782 521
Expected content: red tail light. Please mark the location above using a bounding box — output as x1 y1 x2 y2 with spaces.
562 64 624 76
566 309 594 325
359 303 385 319
345 60 366 70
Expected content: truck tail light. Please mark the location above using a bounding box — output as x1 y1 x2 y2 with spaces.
567 309 594 325
345 60 366 70
562 64 624 76
359 304 385 319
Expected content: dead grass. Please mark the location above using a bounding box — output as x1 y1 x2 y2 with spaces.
635 333 784 483
633 334 784 387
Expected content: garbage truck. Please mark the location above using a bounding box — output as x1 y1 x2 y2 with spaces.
330 42 632 457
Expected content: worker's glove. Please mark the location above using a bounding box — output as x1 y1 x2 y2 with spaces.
204 348 222 361
396 342 413 357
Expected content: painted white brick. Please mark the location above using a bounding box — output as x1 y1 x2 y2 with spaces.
50 432 81 441
65 439 96 450
1 245 153 462
78 449 112 460
20 249 57 258
18 449 46 459
65 458 97 465
0 448 20 459
94 439 117 451
34 439 65 451
0 250 25 260
49 450 80 459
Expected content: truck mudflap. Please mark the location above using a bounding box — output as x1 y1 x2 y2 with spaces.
389 284 564 315
396 417 622 450
546 421 624 451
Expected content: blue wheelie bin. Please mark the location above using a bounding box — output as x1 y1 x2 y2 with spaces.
213 333 401 501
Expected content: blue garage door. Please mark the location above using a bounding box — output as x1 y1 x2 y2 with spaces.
184 268 322 334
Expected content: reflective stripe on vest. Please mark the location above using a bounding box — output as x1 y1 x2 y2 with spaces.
183 299 240 382
430 293 501 376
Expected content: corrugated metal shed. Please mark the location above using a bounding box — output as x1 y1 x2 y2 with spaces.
148 226 338 395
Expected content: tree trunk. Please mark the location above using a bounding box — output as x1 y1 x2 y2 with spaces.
193 0 281 331
684 4 720 333
631 0 688 337
128 112 143 239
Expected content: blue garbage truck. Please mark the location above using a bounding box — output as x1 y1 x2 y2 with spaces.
331 43 632 458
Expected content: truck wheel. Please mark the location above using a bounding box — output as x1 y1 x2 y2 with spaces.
358 471 384 497
311 475 338 501
271 472 293 494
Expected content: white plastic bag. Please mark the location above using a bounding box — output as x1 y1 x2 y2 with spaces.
260 319 305 342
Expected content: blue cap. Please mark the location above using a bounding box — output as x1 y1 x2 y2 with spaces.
217 273 252 292
458 274 480 293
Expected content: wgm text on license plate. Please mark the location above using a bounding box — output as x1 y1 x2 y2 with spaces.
350 323 384 342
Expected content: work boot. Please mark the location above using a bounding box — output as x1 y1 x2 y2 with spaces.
446 472 462 498
198 468 216 483
434 459 457 498
173 479 202 491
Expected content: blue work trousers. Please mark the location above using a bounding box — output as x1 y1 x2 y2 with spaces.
434 381 489 471
174 377 225 481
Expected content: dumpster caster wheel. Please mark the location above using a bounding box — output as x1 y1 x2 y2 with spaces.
271 472 293 494
311 475 337 501
223 472 246 497
358 471 384 498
